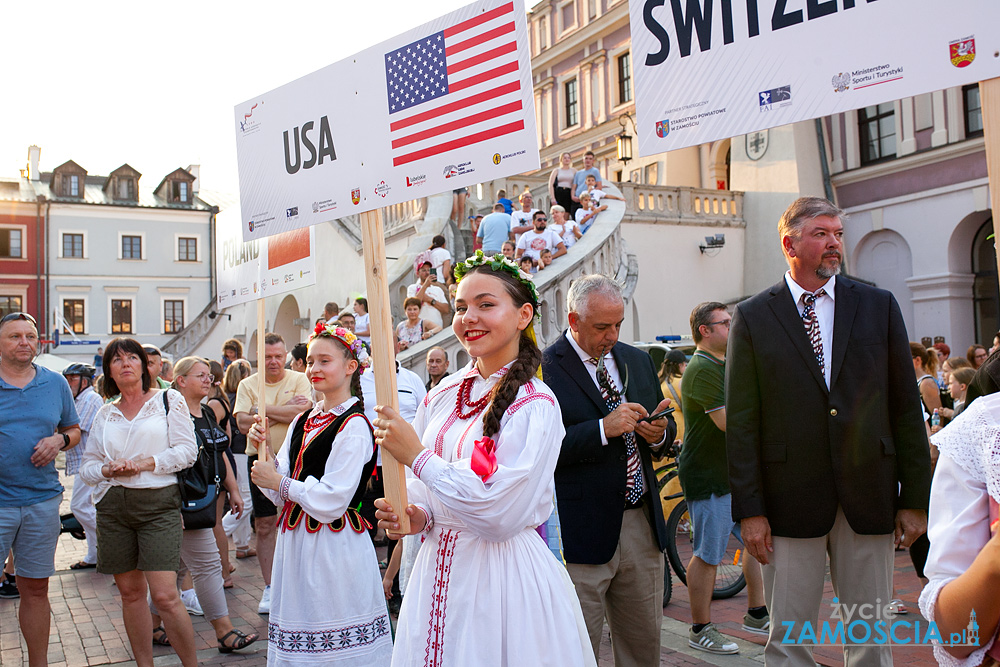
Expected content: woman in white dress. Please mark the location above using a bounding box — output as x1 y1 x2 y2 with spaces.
919 393 1000 667
373 251 596 667
249 324 392 666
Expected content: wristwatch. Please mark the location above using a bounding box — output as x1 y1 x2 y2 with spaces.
430 298 436 306
60 433 71 450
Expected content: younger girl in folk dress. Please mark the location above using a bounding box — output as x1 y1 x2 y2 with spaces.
249 325 392 667
374 251 596 667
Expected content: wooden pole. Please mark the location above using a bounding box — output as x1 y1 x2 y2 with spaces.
983 78 1000 281
360 208 410 533
256 298 269 463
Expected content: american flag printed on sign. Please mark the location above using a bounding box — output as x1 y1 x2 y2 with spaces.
385 1 523 167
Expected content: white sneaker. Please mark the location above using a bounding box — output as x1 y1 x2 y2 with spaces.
258 585 271 614
689 623 739 654
180 588 203 616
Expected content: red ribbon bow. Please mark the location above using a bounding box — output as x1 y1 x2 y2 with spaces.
470 437 497 483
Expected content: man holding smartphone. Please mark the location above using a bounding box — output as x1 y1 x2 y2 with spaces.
542 275 675 667
680 302 768 654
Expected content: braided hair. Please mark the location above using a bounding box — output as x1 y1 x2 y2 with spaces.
461 264 542 439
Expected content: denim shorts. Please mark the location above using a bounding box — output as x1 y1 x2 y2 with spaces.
688 493 743 566
0 493 62 578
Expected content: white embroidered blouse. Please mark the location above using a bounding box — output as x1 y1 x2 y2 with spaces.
79 388 198 503
920 393 1000 667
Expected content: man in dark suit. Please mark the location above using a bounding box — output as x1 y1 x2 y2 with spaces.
726 197 931 667
542 274 675 667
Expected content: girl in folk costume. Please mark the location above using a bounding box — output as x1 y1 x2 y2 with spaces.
374 251 596 667
248 324 392 667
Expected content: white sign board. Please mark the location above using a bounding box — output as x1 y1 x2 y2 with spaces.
235 0 539 242
629 0 1000 155
216 208 317 309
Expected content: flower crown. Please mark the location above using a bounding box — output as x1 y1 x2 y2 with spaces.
310 322 371 374
454 250 540 310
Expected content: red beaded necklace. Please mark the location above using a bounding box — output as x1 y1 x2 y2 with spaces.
455 376 493 420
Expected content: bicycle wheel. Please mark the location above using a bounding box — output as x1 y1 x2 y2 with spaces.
665 499 747 599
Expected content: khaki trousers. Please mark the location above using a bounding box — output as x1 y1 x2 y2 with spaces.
764 507 893 667
566 504 664 667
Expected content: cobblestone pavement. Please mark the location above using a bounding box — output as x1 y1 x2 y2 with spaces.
0 476 939 665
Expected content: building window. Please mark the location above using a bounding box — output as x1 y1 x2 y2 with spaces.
618 52 632 105
0 228 22 258
111 300 133 334
61 174 80 197
164 301 184 333
565 79 579 128
64 300 85 334
63 233 83 258
964 84 984 138
858 103 896 165
117 178 135 200
973 218 998 346
178 237 198 262
122 235 142 259
172 181 189 203
561 1 575 31
588 0 597 19
539 16 548 50
0 296 22 317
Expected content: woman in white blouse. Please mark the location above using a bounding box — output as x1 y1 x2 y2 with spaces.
80 337 199 667
920 393 1000 667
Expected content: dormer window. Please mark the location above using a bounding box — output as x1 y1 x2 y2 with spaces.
155 168 196 204
118 178 135 200
173 181 188 203
50 160 87 199
105 164 141 202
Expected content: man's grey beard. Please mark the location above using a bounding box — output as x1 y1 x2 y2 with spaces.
816 257 842 279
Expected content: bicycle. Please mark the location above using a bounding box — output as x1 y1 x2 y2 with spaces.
654 444 746 603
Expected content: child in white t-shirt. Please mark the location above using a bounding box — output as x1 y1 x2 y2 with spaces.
584 174 625 205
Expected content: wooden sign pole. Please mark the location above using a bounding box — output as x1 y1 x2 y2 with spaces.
983 78 1000 280
256 299 269 463
360 208 410 533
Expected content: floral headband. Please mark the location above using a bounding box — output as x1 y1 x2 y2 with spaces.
454 250 540 311
310 322 371 374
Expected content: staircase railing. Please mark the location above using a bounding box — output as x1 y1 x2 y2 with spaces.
396 182 636 375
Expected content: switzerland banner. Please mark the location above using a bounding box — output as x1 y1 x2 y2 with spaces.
629 0 1000 155
235 0 538 242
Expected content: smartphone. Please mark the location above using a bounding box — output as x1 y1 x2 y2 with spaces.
640 407 675 423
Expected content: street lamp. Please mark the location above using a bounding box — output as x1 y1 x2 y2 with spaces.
617 112 636 165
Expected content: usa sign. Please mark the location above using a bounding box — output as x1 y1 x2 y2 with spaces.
235 0 538 242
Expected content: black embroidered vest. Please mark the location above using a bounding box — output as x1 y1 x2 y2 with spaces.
277 402 377 534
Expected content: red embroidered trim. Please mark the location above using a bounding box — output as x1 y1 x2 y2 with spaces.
424 529 458 667
412 450 434 477
454 416 482 460
505 390 554 416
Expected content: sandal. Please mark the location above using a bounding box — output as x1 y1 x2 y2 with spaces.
235 548 256 559
152 626 171 646
218 628 260 653
70 561 96 570
229 563 236 573
886 599 908 615
223 578 235 589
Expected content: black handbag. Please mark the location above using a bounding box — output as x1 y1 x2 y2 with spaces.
163 392 220 523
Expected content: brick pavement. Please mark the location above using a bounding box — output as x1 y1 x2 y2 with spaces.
0 473 941 665
661 546 939 667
